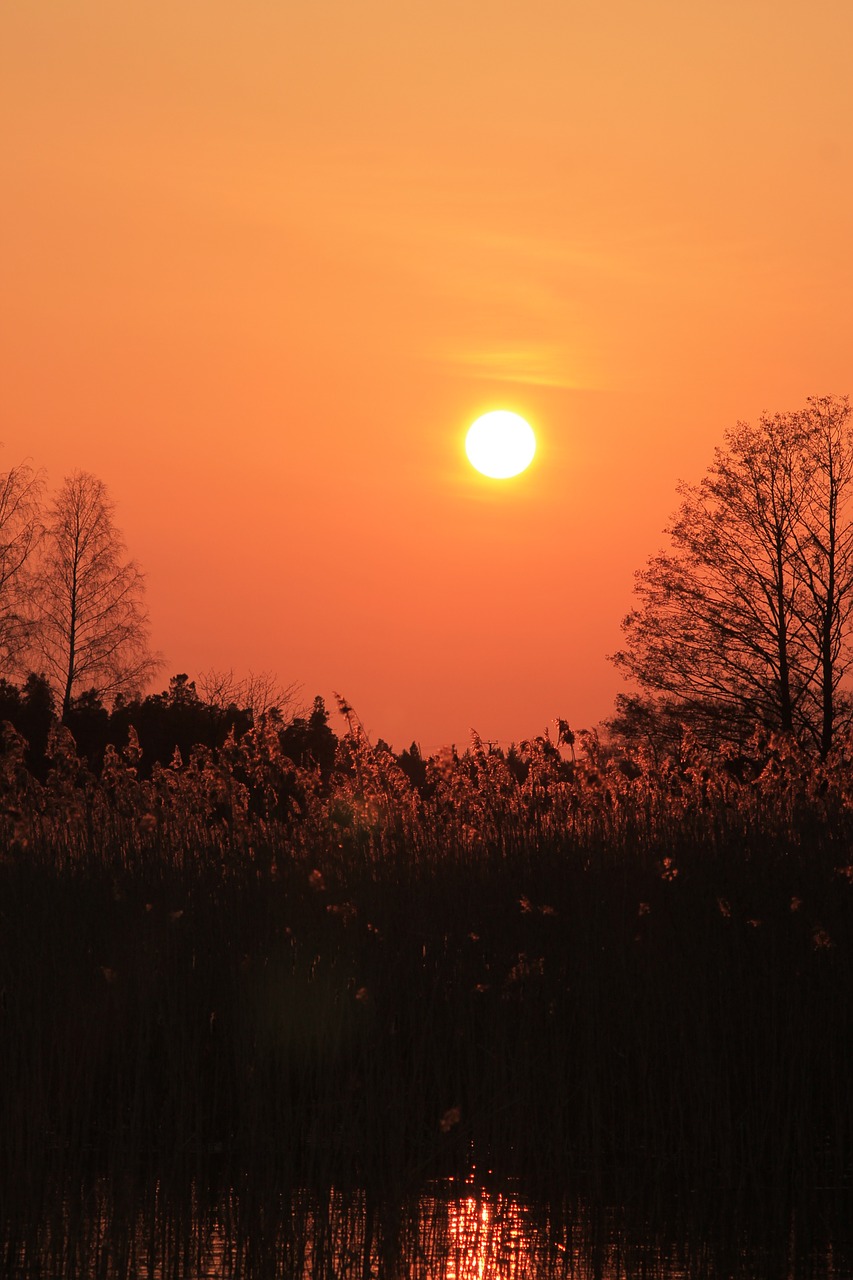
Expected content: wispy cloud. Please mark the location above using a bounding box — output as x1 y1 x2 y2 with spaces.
437 344 583 389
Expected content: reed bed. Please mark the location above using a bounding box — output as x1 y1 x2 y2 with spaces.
2 717 853 1273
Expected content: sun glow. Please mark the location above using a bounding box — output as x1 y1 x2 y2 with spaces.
465 412 536 479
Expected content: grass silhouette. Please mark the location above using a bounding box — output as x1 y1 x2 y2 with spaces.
2 714 853 1273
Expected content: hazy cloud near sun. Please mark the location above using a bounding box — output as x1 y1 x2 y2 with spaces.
436 344 583 390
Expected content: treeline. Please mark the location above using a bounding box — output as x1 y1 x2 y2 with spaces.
0 671 341 781
0 670 475 799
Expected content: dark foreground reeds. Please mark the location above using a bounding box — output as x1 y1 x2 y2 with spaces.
2 718 853 1274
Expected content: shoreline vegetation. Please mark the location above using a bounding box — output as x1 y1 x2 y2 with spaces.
2 704 853 1274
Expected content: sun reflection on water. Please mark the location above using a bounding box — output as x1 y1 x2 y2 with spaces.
11 1181 842 1278
444 1193 532 1280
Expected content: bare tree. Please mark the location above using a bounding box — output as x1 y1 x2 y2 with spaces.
610 397 853 755
28 471 163 718
788 396 853 755
197 667 302 722
0 458 44 675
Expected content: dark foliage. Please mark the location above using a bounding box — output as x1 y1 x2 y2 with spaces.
0 672 55 778
0 673 343 781
2 719 853 1273
278 695 338 780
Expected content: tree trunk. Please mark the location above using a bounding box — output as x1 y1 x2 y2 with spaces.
62 557 78 721
820 493 837 758
775 535 794 733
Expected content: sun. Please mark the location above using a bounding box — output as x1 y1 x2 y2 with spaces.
465 411 536 479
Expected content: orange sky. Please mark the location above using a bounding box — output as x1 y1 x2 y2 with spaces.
3 1 852 750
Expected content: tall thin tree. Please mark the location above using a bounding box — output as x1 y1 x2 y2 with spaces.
29 471 162 718
789 396 853 755
0 458 44 676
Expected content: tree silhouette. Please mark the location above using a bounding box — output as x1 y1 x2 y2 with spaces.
64 687 111 770
109 673 252 772
611 397 853 754
279 695 338 779
0 458 44 676
0 672 54 777
788 397 853 754
197 667 300 724
27 471 163 718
